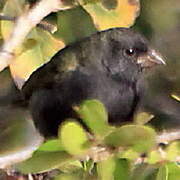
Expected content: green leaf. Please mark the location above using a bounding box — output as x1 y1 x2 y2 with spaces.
130 164 158 180
97 156 116 180
146 150 162 164
166 141 180 161
104 125 156 152
16 151 72 174
58 120 88 155
114 159 130 180
37 139 64 152
97 157 130 180
167 163 180 180
83 159 94 173
58 160 83 173
156 165 168 180
119 149 139 160
75 99 112 137
55 6 97 44
55 173 81 180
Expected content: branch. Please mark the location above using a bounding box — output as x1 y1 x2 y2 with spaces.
0 0 72 72
156 129 180 144
85 130 180 163
0 14 57 33
0 14 16 21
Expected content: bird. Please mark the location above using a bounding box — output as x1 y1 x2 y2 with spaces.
2 28 166 137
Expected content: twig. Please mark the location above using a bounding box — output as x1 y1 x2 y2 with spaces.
0 13 57 33
0 0 73 72
156 129 180 144
0 14 16 21
37 21 57 33
85 130 180 163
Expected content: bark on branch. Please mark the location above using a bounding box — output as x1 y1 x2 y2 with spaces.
156 129 180 144
0 13 57 33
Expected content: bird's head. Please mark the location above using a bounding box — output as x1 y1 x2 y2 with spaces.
101 28 166 82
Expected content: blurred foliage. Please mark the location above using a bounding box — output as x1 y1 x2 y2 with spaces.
59 120 88 155
14 99 180 179
0 0 180 179
133 0 180 131
74 99 112 137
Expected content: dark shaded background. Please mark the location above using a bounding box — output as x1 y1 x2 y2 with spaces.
132 0 180 129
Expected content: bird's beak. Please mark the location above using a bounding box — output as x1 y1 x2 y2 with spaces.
137 49 166 68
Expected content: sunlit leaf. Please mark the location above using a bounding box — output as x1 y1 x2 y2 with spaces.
74 99 112 137
119 149 139 160
156 165 168 180
165 141 180 161
97 157 130 180
58 120 88 155
146 150 163 164
83 159 94 172
55 173 81 180
58 160 83 173
10 28 64 89
167 163 180 180
104 125 156 152
97 156 115 180
16 151 72 174
81 0 140 30
37 139 64 152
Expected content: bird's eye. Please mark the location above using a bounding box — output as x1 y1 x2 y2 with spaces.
125 48 135 56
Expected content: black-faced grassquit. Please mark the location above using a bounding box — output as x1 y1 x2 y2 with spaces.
15 28 165 137
0 28 166 137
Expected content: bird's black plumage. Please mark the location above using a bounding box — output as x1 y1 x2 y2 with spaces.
19 28 164 137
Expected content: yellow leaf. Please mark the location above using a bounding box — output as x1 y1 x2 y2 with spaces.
10 29 65 89
1 0 25 39
82 0 140 30
1 0 65 88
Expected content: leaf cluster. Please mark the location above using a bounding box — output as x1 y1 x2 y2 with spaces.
14 100 180 179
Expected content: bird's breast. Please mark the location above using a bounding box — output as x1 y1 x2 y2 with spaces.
57 70 136 124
